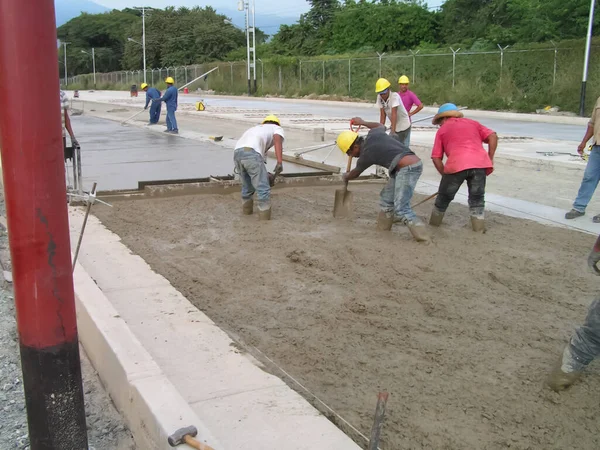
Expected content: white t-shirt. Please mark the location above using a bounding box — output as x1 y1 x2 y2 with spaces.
60 90 69 138
376 92 410 132
235 123 285 157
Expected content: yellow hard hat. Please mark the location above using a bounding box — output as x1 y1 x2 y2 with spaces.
262 114 281 125
375 78 391 93
165 77 175 84
336 131 359 154
141 83 148 90
398 75 410 84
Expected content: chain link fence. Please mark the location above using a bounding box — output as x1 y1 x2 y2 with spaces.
66 45 600 113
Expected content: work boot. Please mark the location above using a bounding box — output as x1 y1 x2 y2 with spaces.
242 200 253 215
408 222 431 244
376 211 393 231
546 347 583 392
258 207 272 221
429 208 444 227
565 209 585 219
471 215 485 233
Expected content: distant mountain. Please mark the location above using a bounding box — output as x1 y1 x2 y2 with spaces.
55 0 109 27
218 7 303 36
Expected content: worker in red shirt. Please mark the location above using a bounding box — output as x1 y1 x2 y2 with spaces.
429 103 498 232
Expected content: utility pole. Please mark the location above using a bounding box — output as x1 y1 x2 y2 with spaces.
63 41 69 86
579 0 596 116
238 0 256 95
81 48 96 89
133 6 151 83
0 0 88 448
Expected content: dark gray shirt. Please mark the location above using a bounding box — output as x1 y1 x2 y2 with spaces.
355 127 415 175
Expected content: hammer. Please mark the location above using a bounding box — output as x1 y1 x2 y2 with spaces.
167 426 215 450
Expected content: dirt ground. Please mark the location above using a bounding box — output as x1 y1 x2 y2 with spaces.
95 183 600 450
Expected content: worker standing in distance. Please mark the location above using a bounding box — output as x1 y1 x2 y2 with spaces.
234 115 284 221
141 82 161 125
546 235 600 391
336 117 429 243
565 95 600 222
429 103 498 232
398 75 424 147
156 77 178 134
61 88 78 150
375 78 411 147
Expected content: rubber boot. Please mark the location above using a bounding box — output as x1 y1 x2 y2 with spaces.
471 216 485 233
429 208 444 227
408 223 431 244
546 347 583 392
242 200 253 215
258 207 272 221
376 211 393 231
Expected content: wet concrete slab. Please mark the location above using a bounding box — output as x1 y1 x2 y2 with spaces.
72 115 316 191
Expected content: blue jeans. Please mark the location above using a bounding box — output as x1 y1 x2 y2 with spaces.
380 160 423 224
566 298 600 371
149 102 161 124
166 108 178 131
392 127 411 148
573 145 600 213
234 148 270 209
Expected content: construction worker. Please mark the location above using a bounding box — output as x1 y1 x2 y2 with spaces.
336 117 429 243
61 89 78 193
375 78 411 147
142 82 161 125
565 95 600 222
234 115 284 220
546 234 600 391
156 77 178 134
398 75 424 147
429 103 498 232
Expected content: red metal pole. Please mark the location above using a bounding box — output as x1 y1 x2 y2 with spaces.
0 1 88 449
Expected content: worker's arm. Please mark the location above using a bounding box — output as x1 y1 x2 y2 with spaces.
410 103 424 117
485 133 498 162
343 167 363 182
379 108 386 126
588 234 600 275
351 117 384 130
159 88 172 103
432 157 445 176
390 107 398 134
578 124 595 154
64 108 78 147
144 93 151 109
273 134 284 174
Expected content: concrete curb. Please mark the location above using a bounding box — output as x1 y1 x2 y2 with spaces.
73 263 222 450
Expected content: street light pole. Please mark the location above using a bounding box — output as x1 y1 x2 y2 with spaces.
63 41 69 86
579 0 596 116
133 6 151 83
251 0 257 94
81 48 96 89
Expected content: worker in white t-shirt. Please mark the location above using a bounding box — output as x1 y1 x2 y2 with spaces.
234 115 285 220
375 78 410 148
60 89 78 149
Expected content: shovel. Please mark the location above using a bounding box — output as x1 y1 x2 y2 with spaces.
333 156 354 218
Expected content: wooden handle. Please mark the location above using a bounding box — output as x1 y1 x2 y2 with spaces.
184 435 216 450
345 155 353 172
411 192 438 208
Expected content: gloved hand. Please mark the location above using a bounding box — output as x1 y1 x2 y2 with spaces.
342 173 350 183
268 172 275 187
588 248 600 275
144 106 148 110
71 137 80 149
274 163 283 176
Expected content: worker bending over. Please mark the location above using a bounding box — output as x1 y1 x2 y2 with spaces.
234 115 284 220
547 234 600 391
156 77 178 134
336 117 429 243
429 103 498 232
142 83 161 125
375 78 411 147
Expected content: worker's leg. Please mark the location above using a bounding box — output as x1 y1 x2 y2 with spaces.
233 148 255 201
239 149 270 212
547 298 600 391
393 129 410 148
434 170 468 213
465 169 487 216
150 103 160 124
393 161 423 224
572 145 600 214
405 126 411 148
165 110 172 131
168 109 178 132
379 176 396 215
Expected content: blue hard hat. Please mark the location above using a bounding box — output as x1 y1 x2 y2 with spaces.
437 103 459 115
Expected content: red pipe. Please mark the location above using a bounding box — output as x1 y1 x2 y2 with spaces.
0 1 87 448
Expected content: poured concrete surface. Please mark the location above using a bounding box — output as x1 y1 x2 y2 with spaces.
93 185 600 450
73 115 317 192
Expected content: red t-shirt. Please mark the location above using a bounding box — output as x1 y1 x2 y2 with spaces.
431 117 495 175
